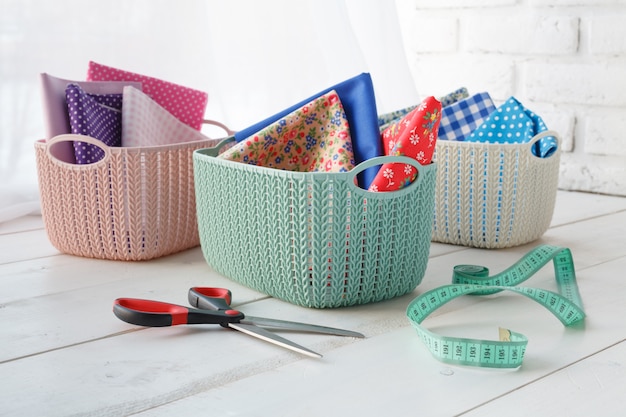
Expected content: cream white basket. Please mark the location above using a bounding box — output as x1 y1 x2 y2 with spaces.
431 131 560 249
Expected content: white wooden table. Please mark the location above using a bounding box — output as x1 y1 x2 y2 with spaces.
1 190 625 417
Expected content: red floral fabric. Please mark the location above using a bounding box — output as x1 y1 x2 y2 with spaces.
368 96 441 192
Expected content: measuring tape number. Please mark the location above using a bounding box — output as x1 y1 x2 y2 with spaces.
406 245 585 368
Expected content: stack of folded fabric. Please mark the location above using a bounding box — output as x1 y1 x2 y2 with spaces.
40 61 213 164
380 88 557 158
218 73 446 192
434 89 556 157
223 78 553 194
219 90 356 173
221 73 382 188
55 66 551 191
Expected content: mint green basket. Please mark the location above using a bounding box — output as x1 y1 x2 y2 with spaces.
193 138 437 308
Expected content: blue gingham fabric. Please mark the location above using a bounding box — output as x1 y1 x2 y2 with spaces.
437 92 496 142
438 92 496 141
467 96 558 158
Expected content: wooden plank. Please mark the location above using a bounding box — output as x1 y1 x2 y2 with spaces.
538 210 626 270
0 215 43 235
1 207 623 362
1 220 624 416
0 247 207 304
550 190 626 227
1 191 624 416
2 190 623 264
128 255 626 417
0 207 612 362
0 249 271 362
462 340 626 417
0 228 60 265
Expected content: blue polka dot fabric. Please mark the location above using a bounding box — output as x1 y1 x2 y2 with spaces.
65 83 122 164
466 96 557 158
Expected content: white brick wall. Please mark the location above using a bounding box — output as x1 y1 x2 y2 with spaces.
396 0 626 196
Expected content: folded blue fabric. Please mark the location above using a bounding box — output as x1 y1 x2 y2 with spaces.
467 96 557 157
234 73 380 188
438 92 496 142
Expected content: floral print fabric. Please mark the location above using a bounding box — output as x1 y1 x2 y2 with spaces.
369 96 441 192
232 73 380 187
219 90 355 173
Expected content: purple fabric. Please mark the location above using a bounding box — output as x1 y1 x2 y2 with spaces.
65 84 122 164
90 93 123 110
39 73 141 164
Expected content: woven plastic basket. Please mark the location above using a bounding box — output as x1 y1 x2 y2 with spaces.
431 130 561 249
193 139 437 308
35 134 220 261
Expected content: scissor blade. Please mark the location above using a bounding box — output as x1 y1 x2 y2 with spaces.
229 322 322 358
243 316 364 338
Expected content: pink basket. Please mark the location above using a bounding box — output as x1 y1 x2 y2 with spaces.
34 134 220 261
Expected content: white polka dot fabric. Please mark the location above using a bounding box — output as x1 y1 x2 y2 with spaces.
86 61 208 131
121 86 211 147
467 96 557 157
40 73 142 140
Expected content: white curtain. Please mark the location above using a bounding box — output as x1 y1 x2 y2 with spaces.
0 0 418 223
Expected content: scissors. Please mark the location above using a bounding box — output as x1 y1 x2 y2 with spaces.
113 287 364 358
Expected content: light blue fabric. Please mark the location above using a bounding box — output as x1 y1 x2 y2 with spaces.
467 97 557 158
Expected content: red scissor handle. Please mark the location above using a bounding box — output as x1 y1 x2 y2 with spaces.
113 298 244 328
188 287 236 312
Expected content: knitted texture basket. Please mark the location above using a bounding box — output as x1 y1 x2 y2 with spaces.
431 131 561 249
35 134 220 261
193 139 437 308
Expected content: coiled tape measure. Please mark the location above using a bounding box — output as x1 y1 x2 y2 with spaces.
406 245 585 368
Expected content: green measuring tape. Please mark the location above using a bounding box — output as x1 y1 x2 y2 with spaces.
406 245 585 368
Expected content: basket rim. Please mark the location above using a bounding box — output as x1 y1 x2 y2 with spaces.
193 147 437 200
35 134 224 170
434 130 561 156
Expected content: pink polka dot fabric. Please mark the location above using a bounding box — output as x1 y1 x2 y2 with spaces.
86 61 208 131
121 86 211 147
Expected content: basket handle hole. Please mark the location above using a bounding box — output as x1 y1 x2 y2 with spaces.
48 140 76 164
47 137 107 165
202 119 235 138
353 160 422 193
